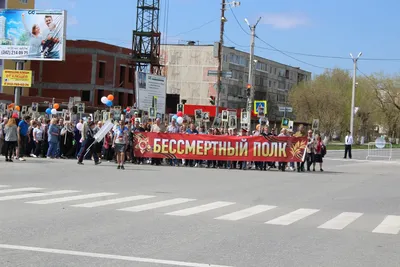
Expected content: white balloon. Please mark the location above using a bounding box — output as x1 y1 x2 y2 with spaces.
51 108 57 115
177 116 183 125
76 122 83 131
101 96 108 104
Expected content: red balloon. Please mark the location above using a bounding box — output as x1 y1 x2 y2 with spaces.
177 111 183 117
12 113 19 118
126 108 131 112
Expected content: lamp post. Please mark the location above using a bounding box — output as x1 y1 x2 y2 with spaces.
245 17 261 132
349 52 362 137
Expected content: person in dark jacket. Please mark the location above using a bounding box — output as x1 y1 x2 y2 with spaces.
77 121 101 165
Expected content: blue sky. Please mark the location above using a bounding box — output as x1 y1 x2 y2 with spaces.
36 0 400 76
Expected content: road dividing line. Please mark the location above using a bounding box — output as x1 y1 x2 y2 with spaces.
372 215 400 234
26 193 117 204
0 244 233 267
166 201 235 217
265 208 319 226
118 198 196 212
215 205 277 221
318 212 363 230
0 187 44 194
72 195 156 208
0 190 79 201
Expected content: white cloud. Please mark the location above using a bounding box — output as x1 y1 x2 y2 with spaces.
261 13 309 29
7 19 22 26
67 15 78 26
68 0 76 8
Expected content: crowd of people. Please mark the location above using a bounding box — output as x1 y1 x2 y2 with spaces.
0 115 326 172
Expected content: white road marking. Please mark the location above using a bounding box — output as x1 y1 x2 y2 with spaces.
26 193 117 204
166 201 235 217
0 187 44 194
318 212 363 230
0 244 233 267
118 198 196 212
72 195 156 208
372 215 400 234
265 208 319 226
0 190 79 201
215 205 277 221
0 185 10 188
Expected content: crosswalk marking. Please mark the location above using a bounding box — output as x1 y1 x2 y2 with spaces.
0 190 79 201
71 195 156 208
215 205 277 221
0 185 10 188
166 201 235 217
372 215 400 234
26 193 118 204
265 208 320 225
118 198 196 212
0 187 44 194
318 212 363 230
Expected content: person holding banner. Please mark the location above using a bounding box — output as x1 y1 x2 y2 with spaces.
77 122 101 166
113 120 128 170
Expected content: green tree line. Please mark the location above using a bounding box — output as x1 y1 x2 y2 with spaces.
288 69 400 142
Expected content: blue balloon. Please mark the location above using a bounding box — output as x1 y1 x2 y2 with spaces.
172 115 178 120
46 108 52 114
106 100 113 107
123 109 126 112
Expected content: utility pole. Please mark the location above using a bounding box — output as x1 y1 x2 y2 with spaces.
349 52 362 137
215 0 226 118
245 17 261 133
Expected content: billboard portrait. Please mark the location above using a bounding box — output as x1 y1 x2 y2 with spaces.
0 9 66 61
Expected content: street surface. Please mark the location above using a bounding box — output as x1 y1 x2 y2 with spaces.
1 151 400 266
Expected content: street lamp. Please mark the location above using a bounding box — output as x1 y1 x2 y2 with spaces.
349 52 362 138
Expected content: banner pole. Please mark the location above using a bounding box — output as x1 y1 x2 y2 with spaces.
13 60 25 106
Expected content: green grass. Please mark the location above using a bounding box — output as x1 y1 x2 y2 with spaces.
325 143 400 150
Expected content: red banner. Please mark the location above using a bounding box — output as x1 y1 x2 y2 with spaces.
134 133 307 162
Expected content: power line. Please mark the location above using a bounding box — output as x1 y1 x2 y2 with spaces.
168 19 216 37
228 6 250 35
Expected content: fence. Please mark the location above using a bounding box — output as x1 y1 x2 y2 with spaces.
366 142 393 160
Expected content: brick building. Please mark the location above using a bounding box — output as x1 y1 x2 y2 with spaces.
29 40 134 109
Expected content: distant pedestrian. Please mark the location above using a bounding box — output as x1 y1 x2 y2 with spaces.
344 131 353 159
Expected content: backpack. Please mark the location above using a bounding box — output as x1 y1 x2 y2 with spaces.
321 144 327 157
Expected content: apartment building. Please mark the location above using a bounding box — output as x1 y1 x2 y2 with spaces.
161 42 311 120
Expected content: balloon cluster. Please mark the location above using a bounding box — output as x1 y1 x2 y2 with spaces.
172 111 184 125
45 103 60 115
101 95 114 107
124 107 131 113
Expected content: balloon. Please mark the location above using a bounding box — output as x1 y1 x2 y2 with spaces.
177 111 183 117
51 108 57 115
172 115 178 120
126 107 131 113
123 109 126 112
177 116 183 125
46 108 52 114
106 100 113 107
76 122 83 131
53 103 59 110
101 96 108 104
12 112 19 118
107 94 114 101
15 105 20 111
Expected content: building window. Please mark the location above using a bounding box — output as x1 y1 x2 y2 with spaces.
273 81 277 88
128 94 133 106
274 68 277 75
268 80 272 88
128 67 133 83
20 0 28 3
81 90 90 102
97 89 104 105
119 65 126 87
118 92 124 106
98 62 105 78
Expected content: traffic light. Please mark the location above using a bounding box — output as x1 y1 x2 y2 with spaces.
246 84 251 97
209 96 216 105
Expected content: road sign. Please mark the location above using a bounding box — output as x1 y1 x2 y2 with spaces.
279 106 293 113
207 70 232 78
254 100 267 116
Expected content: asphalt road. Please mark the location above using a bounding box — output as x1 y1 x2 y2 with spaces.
1 156 400 267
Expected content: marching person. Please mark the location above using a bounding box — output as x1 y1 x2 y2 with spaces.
77 121 101 166
314 134 325 171
113 120 128 170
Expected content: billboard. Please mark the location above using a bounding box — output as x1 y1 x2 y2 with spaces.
2 69 32 87
135 71 166 114
0 9 66 61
